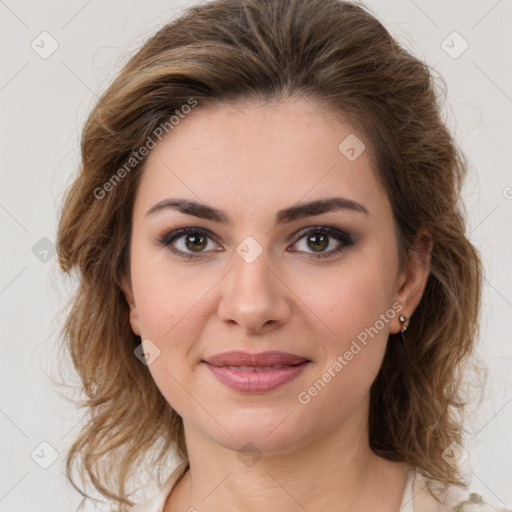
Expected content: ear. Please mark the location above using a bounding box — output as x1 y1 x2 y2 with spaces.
390 228 433 334
120 274 142 336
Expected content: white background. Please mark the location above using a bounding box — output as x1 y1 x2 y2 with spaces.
1 0 511 510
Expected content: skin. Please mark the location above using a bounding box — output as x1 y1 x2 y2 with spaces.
121 97 432 511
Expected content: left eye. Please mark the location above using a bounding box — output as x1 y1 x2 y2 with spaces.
290 226 353 259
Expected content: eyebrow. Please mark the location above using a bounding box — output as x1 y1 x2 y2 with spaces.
145 196 369 224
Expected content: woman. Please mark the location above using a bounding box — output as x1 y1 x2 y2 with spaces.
55 0 510 511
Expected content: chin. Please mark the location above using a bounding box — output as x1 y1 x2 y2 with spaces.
210 409 317 455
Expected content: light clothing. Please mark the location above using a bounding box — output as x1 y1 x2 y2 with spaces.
126 461 511 512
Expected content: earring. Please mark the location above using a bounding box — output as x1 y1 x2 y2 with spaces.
399 314 409 334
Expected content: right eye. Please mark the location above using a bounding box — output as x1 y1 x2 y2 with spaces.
157 227 222 260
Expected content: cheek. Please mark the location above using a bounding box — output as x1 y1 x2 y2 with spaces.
129 237 216 339
293 271 394 423
300 251 398 386
310 264 396 343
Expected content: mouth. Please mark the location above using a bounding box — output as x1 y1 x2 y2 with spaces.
203 350 310 367
215 364 302 372
202 351 312 393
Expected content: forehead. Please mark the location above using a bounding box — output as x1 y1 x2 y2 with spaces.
146 97 365 166
134 97 388 221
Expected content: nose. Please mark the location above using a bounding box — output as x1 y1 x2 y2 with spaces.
217 247 291 335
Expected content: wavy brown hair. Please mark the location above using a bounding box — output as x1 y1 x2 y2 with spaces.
55 0 484 509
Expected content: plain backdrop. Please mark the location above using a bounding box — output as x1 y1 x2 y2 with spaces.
1 0 511 510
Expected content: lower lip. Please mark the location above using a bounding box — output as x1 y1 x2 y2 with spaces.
204 361 311 392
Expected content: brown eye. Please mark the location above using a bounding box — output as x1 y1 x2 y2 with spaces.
290 226 353 259
184 233 208 252
158 227 220 259
306 232 329 252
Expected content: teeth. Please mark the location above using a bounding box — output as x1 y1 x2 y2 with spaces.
224 365 286 371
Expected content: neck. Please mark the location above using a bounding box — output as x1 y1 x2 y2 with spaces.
167 399 409 512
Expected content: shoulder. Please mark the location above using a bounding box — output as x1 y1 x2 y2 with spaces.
412 470 511 512
109 460 190 512
450 493 511 512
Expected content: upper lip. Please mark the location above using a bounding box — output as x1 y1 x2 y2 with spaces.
203 350 310 367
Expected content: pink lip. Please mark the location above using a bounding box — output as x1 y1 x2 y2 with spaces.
204 350 309 367
203 351 311 393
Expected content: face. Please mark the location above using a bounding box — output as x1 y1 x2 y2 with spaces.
122 97 429 454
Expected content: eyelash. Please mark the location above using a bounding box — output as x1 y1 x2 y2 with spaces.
157 226 354 261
